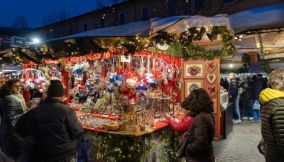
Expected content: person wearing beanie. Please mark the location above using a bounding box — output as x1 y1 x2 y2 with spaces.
47 80 65 98
259 69 284 162
15 80 83 162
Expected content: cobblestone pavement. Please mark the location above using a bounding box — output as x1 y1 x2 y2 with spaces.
213 121 265 162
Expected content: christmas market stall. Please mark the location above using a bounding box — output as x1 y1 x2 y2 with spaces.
4 15 236 162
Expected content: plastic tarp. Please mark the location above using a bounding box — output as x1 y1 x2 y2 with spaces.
49 19 151 41
48 15 232 42
151 14 232 35
230 3 284 33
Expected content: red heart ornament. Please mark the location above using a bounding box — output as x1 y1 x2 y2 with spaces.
206 61 216 73
207 85 217 97
207 74 216 84
187 65 201 76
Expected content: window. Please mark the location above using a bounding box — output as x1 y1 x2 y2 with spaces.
101 18 105 27
84 23 88 31
119 13 125 25
168 0 176 15
142 7 149 20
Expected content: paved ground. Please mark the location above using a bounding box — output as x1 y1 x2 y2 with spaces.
213 121 265 162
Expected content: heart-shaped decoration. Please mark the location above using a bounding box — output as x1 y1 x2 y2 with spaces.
207 85 217 97
207 74 216 84
206 61 216 73
187 65 201 76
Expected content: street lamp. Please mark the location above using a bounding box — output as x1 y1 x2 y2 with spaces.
32 38 41 44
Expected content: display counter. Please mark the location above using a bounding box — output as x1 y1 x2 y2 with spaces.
75 110 178 162
76 109 169 136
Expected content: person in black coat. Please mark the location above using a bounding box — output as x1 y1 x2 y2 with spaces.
181 88 215 162
15 80 84 162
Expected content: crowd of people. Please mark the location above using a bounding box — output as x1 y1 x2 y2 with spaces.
0 79 83 162
221 73 268 124
220 69 284 162
0 68 284 162
0 78 216 162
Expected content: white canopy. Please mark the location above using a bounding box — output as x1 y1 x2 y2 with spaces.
230 3 284 33
49 15 232 41
150 14 232 35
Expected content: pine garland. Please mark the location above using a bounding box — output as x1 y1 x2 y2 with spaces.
150 26 236 59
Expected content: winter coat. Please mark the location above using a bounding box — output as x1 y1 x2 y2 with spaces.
166 115 193 134
228 79 238 102
241 82 252 104
184 112 215 162
251 80 263 100
259 88 284 162
0 95 24 159
16 97 84 162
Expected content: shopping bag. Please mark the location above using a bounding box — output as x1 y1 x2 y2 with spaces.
253 100 261 110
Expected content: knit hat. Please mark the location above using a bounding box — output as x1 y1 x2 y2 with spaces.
47 80 64 97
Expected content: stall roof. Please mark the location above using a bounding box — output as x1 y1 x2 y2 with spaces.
230 2 284 33
47 15 232 42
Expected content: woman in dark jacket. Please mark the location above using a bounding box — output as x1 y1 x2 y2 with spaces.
181 88 215 162
0 79 26 160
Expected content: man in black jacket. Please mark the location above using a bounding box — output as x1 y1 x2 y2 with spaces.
16 80 83 162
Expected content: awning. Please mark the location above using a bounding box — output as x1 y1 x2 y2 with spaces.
230 3 284 33
47 15 232 42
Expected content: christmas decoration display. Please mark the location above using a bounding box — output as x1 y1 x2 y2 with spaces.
19 68 48 92
4 20 235 162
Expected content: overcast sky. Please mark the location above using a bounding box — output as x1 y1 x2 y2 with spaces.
0 0 125 28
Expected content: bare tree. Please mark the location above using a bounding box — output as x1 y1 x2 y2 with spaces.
42 11 69 25
59 11 68 21
12 16 28 28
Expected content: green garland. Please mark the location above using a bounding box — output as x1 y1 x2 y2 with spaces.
80 128 179 162
150 26 236 59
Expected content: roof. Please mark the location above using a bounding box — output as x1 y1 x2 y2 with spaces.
230 2 284 33
45 14 232 42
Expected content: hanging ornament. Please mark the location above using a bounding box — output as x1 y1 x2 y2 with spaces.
145 72 158 88
114 75 123 87
136 79 147 93
156 43 170 51
94 74 101 83
126 77 138 89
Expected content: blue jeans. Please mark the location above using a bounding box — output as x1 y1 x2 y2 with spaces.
249 99 256 117
235 95 241 120
252 99 261 121
253 109 260 121
231 97 240 120
243 100 253 118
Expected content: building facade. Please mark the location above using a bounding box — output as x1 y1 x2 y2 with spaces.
28 0 284 40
